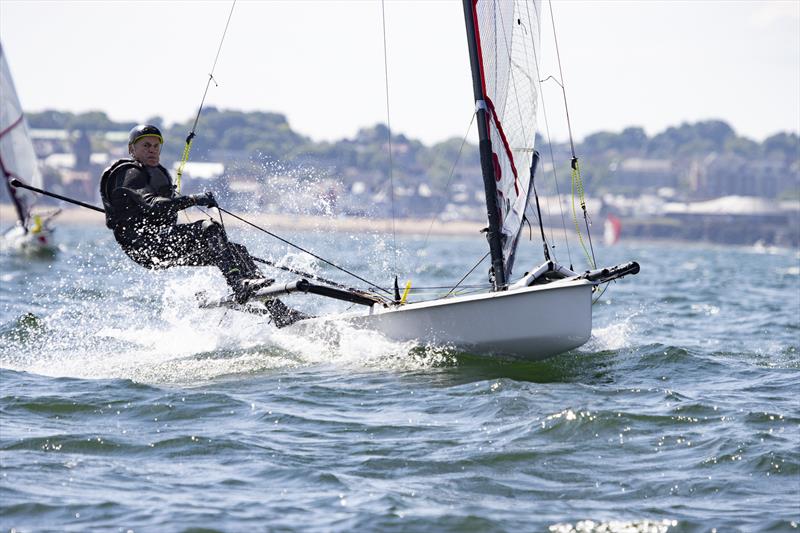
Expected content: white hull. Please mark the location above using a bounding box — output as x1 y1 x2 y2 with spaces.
304 279 593 361
1 225 57 255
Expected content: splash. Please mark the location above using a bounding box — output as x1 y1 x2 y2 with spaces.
581 311 638 353
549 519 678 533
0 265 453 385
272 318 456 372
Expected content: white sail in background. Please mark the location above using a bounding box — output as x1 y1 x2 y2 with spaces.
0 41 42 227
472 0 541 279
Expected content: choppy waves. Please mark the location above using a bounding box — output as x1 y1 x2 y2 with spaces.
1 230 799 531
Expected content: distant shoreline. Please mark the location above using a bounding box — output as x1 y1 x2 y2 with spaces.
0 204 485 237
4 204 796 248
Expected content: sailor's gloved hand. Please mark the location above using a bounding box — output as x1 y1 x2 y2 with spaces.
191 192 218 209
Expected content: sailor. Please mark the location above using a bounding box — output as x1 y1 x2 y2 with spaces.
100 124 305 326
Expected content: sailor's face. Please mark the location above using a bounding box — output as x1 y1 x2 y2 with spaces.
130 136 162 167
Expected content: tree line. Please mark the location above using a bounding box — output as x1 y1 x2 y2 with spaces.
27 108 798 198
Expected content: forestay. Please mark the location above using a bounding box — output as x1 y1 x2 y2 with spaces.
0 42 42 227
471 0 542 281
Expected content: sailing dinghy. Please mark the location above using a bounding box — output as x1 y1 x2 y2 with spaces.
604 214 622 246
0 42 59 255
199 0 639 361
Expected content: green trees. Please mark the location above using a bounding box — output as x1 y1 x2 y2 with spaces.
161 107 311 162
763 132 799 162
23 108 798 200
27 110 130 131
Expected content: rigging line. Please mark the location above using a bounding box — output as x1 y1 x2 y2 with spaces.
542 121 573 266
584 198 598 266
364 281 491 292
547 0 576 159
541 129 570 262
546 0 598 274
407 285 487 303
497 2 555 265
444 251 490 298
186 210 370 293
527 0 572 266
495 2 543 261
192 0 236 135
416 112 476 264
401 284 489 291
208 203 263 276
523 200 543 236
592 281 609 305
538 75 563 88
216 207 393 297
248 256 360 292
505 0 551 262
198 204 383 296
380 0 398 277
367 282 491 293
175 0 237 193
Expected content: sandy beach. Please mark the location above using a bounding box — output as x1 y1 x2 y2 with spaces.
1 203 485 237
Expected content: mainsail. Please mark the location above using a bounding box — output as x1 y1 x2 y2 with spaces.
464 0 542 286
0 42 42 229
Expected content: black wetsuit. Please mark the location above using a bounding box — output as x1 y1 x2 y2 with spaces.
102 159 260 289
100 159 308 327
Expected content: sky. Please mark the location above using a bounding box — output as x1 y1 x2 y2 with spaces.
1 0 798 146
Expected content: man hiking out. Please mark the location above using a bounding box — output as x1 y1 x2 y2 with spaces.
100 124 306 327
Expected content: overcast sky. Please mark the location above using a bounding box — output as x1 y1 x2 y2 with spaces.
1 0 798 145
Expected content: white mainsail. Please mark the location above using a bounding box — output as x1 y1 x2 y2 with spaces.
0 42 42 228
472 0 541 280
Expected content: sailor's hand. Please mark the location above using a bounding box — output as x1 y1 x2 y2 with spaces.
203 192 218 208
191 192 218 208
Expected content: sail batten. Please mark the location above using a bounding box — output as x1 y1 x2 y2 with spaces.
466 0 542 283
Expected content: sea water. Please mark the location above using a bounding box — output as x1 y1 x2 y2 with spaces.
1 221 798 532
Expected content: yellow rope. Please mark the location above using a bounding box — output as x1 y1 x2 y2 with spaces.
570 159 595 269
174 0 236 194
175 137 194 194
400 281 412 304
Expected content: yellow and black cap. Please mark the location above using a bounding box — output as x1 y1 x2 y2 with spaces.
128 124 164 146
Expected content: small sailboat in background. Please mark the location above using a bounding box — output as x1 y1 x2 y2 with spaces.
604 214 622 246
0 42 59 255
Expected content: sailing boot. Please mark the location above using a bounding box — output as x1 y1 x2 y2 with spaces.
226 243 275 303
202 222 309 315
226 240 312 323
225 241 312 319
203 221 273 303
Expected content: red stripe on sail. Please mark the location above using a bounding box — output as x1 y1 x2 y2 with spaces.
485 97 520 195
0 114 23 140
472 1 521 197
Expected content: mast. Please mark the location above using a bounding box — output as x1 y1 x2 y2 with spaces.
462 0 506 290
